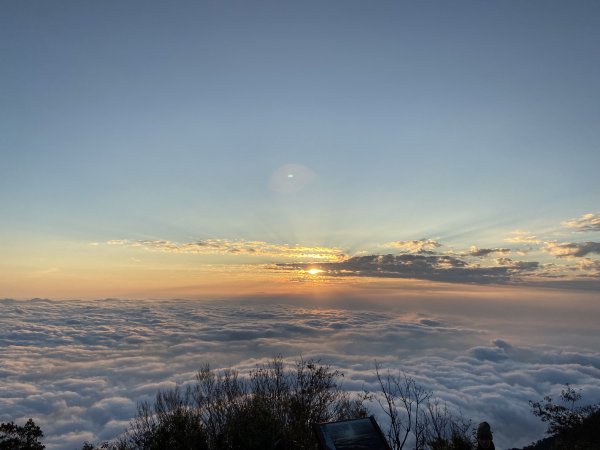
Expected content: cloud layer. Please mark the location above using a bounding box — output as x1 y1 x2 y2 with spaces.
283 253 548 286
287 254 518 284
2 297 600 450
98 212 600 290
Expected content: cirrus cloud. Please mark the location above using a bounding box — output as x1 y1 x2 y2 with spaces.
467 246 511 257
104 239 346 262
383 239 442 253
505 231 541 245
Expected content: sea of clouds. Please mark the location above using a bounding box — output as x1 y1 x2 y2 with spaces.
2 296 600 449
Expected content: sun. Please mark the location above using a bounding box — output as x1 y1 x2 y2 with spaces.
307 268 323 275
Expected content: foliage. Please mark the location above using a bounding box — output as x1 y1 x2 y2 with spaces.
4 358 498 450
529 384 591 435
375 364 473 450
522 384 600 450
422 401 473 450
0 418 45 450
84 357 369 450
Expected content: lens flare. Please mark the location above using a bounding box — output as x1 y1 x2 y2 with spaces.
269 164 316 193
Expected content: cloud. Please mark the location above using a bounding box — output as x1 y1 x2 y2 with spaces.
562 213 600 232
577 258 600 275
98 218 600 287
467 246 511 257
88 397 136 424
1 297 600 450
495 258 539 271
105 239 346 262
505 231 541 245
544 241 600 258
281 253 545 285
470 346 510 362
383 239 442 253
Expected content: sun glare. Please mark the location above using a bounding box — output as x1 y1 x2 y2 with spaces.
307 268 323 275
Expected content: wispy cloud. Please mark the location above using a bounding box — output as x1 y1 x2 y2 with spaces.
575 259 600 280
383 239 442 253
505 231 541 245
562 213 600 232
105 239 346 262
467 246 511 257
98 211 600 287
495 258 539 271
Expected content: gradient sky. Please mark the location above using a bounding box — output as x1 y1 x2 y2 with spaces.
2 4 600 449
1 0 599 299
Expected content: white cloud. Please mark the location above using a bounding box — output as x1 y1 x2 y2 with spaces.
1 297 599 450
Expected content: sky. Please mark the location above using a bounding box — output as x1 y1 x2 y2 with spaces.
1 0 599 298
1 1 600 448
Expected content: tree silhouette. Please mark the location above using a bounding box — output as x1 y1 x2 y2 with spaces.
523 384 600 450
0 418 45 450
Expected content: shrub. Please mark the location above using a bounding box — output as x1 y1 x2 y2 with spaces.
527 384 600 450
0 418 45 450
109 357 368 450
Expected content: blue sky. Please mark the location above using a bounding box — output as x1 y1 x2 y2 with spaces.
1 1 599 298
2 4 600 449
